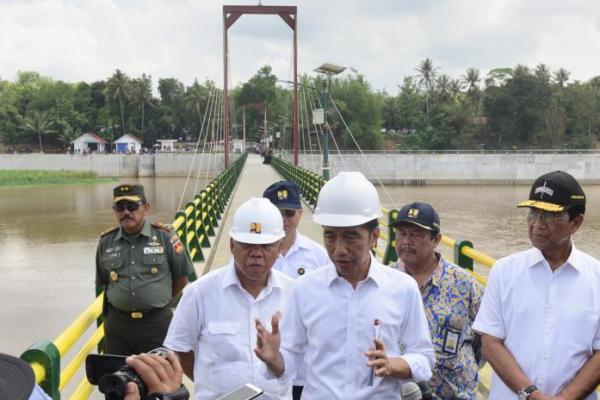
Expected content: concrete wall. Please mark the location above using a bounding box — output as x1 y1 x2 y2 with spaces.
0 153 240 177
282 153 600 184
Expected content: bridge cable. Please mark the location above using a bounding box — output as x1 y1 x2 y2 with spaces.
192 87 219 196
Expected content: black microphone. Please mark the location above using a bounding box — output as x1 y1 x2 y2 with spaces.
416 381 433 400
400 382 422 400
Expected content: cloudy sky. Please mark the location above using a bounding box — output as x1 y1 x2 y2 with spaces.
1 0 600 94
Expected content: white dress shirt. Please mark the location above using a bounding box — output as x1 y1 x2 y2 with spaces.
274 258 435 400
164 261 294 400
473 245 600 399
273 232 330 279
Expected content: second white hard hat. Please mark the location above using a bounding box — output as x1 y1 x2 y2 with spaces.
313 171 382 227
230 197 285 244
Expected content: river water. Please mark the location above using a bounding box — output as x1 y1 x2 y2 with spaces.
1 178 599 371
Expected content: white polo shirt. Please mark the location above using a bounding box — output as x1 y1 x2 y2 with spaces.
273 232 330 279
473 245 600 399
164 262 294 400
274 258 435 399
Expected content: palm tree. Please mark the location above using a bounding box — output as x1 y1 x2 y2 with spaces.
24 110 54 153
416 58 438 114
535 63 551 83
463 68 481 116
436 74 451 103
553 68 571 88
105 69 130 136
57 124 80 147
184 80 207 138
132 74 153 139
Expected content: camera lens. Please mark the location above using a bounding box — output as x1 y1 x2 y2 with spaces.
98 373 129 400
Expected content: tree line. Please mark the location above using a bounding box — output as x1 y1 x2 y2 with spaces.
0 60 599 152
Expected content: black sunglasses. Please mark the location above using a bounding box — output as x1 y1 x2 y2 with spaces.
113 202 144 213
280 209 297 218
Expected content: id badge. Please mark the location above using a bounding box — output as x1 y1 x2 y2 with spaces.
443 328 461 355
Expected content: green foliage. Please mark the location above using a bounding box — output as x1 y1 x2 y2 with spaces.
0 169 113 187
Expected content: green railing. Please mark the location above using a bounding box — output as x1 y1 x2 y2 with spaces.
271 156 325 208
21 153 247 400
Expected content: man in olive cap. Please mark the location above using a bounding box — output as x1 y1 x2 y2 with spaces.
96 184 194 355
474 171 600 400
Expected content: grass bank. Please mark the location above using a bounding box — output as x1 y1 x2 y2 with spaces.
0 170 115 187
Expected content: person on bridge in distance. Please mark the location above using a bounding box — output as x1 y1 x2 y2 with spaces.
263 180 330 400
96 184 194 355
391 201 483 400
254 171 435 399
163 197 295 400
473 171 600 400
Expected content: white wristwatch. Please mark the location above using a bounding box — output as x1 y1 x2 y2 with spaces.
517 384 538 400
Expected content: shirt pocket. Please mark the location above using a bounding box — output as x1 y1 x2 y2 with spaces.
429 304 467 358
102 258 123 272
558 307 599 350
207 321 243 361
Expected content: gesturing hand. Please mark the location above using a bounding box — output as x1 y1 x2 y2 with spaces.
254 313 285 376
365 338 391 377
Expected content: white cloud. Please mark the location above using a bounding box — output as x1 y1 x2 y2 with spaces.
1 0 599 94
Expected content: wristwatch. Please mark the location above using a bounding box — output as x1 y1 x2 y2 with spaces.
517 384 538 400
149 385 190 400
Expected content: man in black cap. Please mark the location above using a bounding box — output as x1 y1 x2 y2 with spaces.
263 180 329 400
96 184 194 355
474 171 600 400
392 201 483 400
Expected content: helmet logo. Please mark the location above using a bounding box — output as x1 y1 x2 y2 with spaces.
408 208 419 218
277 190 288 200
250 223 262 234
535 181 553 198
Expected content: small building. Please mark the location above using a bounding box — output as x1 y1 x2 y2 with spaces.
114 134 143 154
70 133 108 154
156 139 177 152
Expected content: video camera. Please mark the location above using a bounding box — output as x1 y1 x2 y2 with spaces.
85 347 189 400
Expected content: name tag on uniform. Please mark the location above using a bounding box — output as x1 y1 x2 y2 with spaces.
143 246 164 255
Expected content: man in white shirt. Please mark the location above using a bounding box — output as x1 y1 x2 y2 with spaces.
263 181 330 399
164 197 295 400
473 170 600 400
255 171 435 400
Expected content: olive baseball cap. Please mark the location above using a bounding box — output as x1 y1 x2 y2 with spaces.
113 184 146 203
517 171 585 213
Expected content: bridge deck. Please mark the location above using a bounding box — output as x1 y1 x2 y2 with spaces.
199 153 325 274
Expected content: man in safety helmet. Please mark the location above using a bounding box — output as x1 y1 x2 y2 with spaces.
255 171 435 399
263 180 330 400
164 198 295 400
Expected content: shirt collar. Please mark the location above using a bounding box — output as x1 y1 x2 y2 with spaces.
285 232 310 256
326 255 384 287
528 243 583 272
114 219 151 241
394 252 443 289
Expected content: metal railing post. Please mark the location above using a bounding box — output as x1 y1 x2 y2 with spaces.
21 341 61 400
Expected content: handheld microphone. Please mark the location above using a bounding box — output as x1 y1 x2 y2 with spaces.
400 381 422 400
416 381 433 400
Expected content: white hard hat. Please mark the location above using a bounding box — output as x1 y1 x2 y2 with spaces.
313 171 382 227
230 197 285 244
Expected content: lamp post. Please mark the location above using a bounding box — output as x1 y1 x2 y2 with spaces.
313 63 346 180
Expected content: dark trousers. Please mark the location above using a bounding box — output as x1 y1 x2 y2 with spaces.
103 307 173 355
292 385 303 400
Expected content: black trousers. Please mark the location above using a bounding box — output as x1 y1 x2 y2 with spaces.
103 307 173 355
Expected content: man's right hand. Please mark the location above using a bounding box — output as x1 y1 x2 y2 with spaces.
123 350 183 400
254 313 285 376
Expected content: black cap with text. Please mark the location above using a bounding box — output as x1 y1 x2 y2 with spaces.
393 201 441 233
517 170 585 213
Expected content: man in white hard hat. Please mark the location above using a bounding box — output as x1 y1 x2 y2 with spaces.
255 172 435 399
263 180 330 400
164 197 295 400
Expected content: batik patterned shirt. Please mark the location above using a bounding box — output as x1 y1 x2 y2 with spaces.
394 254 484 400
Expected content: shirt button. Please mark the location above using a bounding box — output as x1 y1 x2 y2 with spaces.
132 277 136 280
131 261 135 264
131 245 135 249
132 292 135 296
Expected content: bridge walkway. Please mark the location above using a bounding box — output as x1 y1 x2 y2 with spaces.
200 153 325 274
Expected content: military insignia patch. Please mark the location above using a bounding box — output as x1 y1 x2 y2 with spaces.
250 223 262 234
148 236 161 247
172 238 184 254
144 246 164 255
151 266 158 274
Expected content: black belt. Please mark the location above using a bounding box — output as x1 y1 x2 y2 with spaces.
108 303 169 319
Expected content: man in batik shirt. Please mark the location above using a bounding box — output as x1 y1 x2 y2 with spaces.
392 201 484 400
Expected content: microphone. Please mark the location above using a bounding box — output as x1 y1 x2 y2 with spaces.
416 381 433 400
401 382 422 400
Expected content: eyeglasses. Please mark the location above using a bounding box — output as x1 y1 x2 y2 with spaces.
113 202 143 213
527 209 567 224
280 209 297 218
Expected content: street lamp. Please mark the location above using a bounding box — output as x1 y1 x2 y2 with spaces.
313 63 346 180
